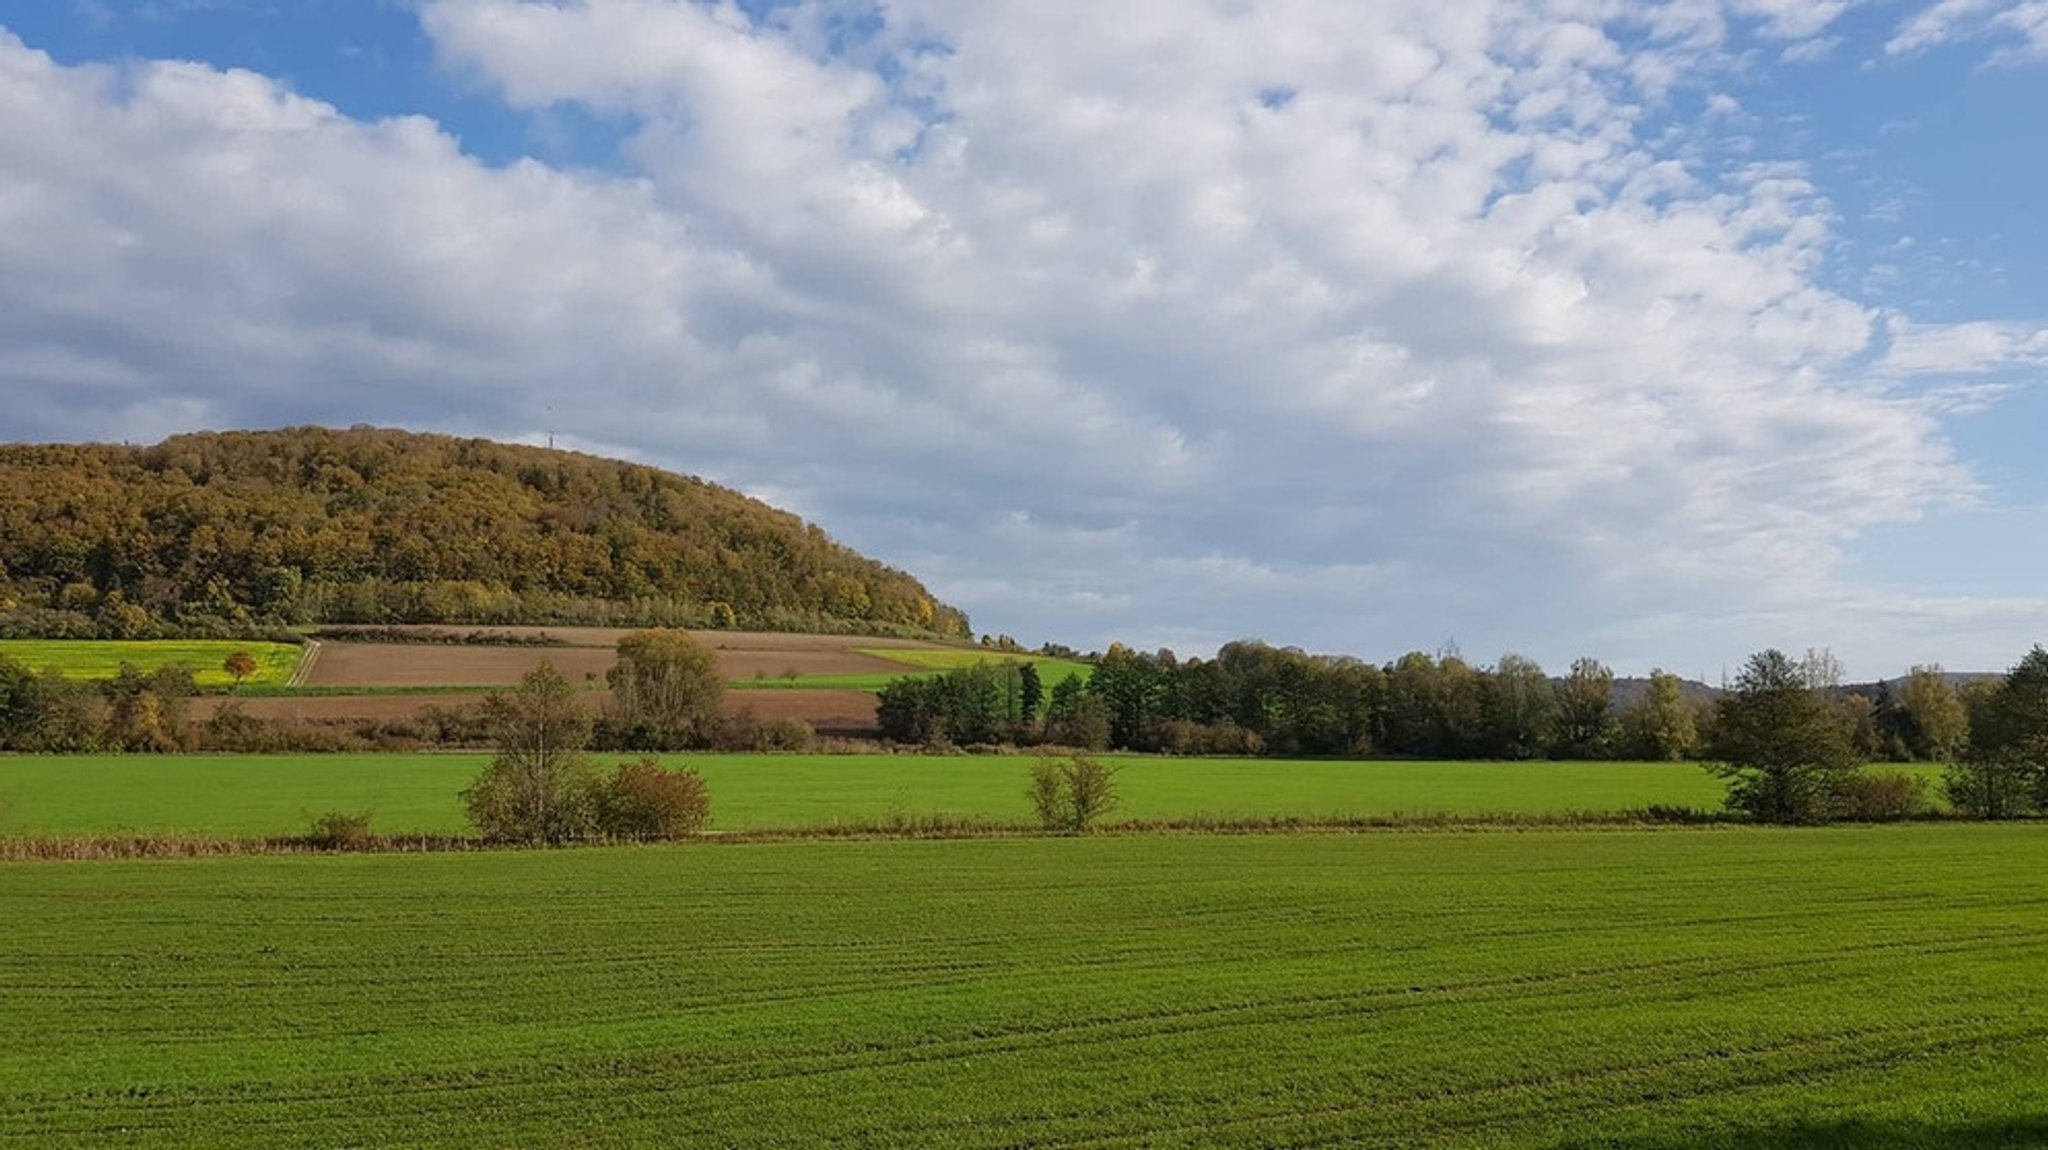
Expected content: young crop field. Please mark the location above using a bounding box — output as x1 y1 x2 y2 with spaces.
0 753 1930 839
859 647 1095 687
0 640 303 688
2 827 2045 1147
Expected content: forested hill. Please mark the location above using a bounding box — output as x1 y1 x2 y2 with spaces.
0 427 970 638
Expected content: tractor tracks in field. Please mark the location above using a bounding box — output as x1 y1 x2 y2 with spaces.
285 639 322 688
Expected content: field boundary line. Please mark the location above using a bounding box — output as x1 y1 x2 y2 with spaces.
285 639 323 688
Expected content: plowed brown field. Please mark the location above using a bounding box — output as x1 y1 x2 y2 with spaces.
226 629 961 735
304 629 941 688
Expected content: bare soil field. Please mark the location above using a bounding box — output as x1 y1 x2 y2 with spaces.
203 629 962 736
305 630 952 688
305 644 618 688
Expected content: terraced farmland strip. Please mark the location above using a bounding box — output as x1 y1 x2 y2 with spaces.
2 827 2045 1147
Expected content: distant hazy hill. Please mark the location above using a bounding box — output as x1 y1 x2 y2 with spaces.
1608 675 1722 710
0 426 968 638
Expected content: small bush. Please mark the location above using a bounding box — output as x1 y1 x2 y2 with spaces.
594 756 712 840
1944 758 2036 820
307 810 375 851
695 709 814 752
1835 769 1933 822
1027 754 1120 832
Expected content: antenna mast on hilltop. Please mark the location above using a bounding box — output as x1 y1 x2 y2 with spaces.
547 405 555 451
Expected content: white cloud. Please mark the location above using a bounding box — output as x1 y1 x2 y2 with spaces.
0 3 2042 676
1880 317 2048 375
1888 0 2048 61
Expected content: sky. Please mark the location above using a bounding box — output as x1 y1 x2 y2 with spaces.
1 0 2046 680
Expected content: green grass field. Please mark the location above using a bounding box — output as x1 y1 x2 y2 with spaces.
3 827 2044 1147
731 649 1093 691
859 647 1094 686
0 754 1811 837
0 640 303 689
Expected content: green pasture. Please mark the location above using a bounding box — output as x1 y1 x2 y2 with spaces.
0 754 1937 838
0 640 303 688
860 647 1093 685
3 827 2045 1147
732 649 1093 691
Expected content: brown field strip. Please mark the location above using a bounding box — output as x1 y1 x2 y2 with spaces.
304 644 617 688
305 632 951 689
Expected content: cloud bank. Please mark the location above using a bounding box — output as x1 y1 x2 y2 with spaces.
1 1 2044 676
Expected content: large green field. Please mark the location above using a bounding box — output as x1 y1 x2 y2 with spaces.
0 640 303 688
2 827 2044 1147
0 754 1800 837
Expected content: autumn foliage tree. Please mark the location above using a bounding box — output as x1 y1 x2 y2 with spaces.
222 649 259 689
606 628 724 748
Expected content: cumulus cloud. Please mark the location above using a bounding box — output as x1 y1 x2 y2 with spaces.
0 2 2040 675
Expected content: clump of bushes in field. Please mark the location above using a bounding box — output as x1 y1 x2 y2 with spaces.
592 756 712 840
1833 769 1933 822
306 810 377 851
1028 754 1119 832
461 663 714 844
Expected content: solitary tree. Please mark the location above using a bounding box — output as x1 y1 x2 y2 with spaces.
463 662 599 843
222 649 259 690
607 629 723 748
1706 650 1861 823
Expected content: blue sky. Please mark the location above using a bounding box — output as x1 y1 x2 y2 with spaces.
1 0 2045 678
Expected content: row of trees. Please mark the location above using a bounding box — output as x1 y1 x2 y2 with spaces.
877 641 1973 764
0 660 197 753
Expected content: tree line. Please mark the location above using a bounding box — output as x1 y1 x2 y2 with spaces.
0 427 968 639
876 640 2048 821
879 640 1969 763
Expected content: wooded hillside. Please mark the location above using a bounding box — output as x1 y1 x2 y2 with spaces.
0 427 968 638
